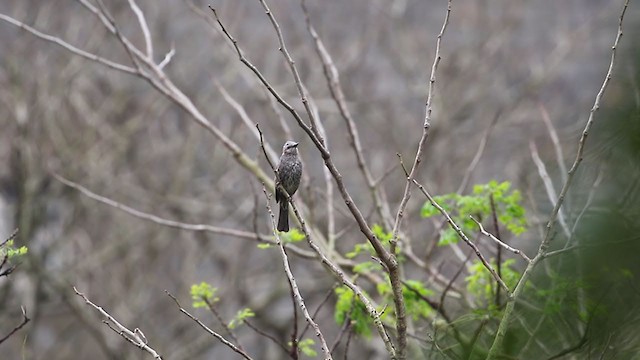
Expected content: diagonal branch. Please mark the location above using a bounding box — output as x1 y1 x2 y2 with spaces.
0 13 137 75
300 0 393 229
470 216 532 263
0 306 30 345
412 179 511 295
74 287 163 359
165 291 253 360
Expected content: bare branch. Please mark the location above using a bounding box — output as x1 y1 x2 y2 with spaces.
165 291 253 360
529 141 570 237
0 13 137 75
391 0 452 256
262 186 333 360
127 0 153 59
538 103 568 183
218 85 279 163
73 287 162 359
0 306 30 345
0 228 19 248
456 112 499 194
52 173 315 259
158 47 175 69
470 216 532 263
74 0 274 189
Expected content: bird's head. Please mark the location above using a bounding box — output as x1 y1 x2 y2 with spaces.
282 141 299 155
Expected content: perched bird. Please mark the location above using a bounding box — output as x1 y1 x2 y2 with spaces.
276 141 302 232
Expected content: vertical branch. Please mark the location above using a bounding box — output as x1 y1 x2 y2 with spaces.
262 187 333 360
391 0 452 251
490 195 503 307
487 1 630 357
388 3 452 356
530 141 570 237
127 0 153 59
538 103 568 183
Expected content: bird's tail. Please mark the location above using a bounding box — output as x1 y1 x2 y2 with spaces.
277 201 289 232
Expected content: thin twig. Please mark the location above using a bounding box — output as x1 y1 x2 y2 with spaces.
470 216 532 263
543 245 579 259
299 285 339 340
165 291 252 360
538 103 568 183
127 0 153 59
0 13 137 75
412 180 511 295
52 173 315 258
262 187 332 360
217 85 278 162
203 299 244 352
1 229 19 248
245 320 291 356
74 287 162 359
0 306 30 345
456 112 500 194
391 0 452 252
490 195 503 307
158 47 175 69
529 141 570 237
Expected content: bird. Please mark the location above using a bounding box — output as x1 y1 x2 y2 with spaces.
276 141 302 232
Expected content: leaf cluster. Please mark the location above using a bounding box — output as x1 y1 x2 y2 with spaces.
421 180 527 245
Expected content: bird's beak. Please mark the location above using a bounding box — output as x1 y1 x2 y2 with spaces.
292 142 299 147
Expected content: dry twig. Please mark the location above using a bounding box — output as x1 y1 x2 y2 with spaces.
74 287 163 359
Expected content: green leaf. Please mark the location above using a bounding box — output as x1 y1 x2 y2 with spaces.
353 261 380 274
190 282 219 309
334 286 373 337
465 259 521 308
298 338 317 357
345 243 373 259
438 229 459 246
229 308 255 329
257 243 272 249
7 246 28 258
282 229 305 243
402 280 434 320
1 240 28 260
372 224 393 243
424 180 527 247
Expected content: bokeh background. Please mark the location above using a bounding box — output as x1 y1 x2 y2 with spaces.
0 0 639 359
